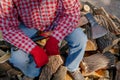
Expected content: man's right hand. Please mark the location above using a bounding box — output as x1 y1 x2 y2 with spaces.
30 46 48 68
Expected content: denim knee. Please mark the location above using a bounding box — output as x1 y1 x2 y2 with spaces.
9 48 29 68
9 48 40 78
65 28 87 48
64 28 87 72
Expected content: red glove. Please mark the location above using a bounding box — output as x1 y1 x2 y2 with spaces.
44 36 59 56
30 46 48 68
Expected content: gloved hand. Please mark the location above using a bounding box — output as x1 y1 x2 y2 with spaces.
30 46 48 68
44 36 59 56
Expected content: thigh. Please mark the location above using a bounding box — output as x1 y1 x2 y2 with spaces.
65 28 87 46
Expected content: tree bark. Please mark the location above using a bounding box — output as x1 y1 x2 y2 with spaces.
39 55 63 80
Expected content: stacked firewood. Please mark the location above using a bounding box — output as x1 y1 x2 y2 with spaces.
0 1 120 80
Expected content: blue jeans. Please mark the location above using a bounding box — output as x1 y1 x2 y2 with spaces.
9 23 40 78
9 23 87 78
65 28 87 72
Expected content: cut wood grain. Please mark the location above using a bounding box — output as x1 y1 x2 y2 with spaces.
115 61 120 80
0 50 11 63
85 39 97 51
77 16 89 27
94 7 120 35
39 55 63 80
52 66 67 80
96 32 118 52
81 53 109 76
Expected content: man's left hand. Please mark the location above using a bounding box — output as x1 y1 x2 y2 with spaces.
44 36 59 56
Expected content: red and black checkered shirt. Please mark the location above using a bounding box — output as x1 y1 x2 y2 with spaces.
0 0 80 53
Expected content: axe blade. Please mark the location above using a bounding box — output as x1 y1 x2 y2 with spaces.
91 24 108 39
85 13 108 39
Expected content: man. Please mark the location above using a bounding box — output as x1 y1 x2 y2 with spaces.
0 0 87 80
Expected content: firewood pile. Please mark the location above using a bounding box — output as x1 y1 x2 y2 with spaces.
0 1 120 80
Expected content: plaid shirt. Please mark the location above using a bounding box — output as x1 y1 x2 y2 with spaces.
0 0 80 53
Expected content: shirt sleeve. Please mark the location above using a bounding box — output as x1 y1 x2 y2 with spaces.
52 0 81 41
0 0 36 53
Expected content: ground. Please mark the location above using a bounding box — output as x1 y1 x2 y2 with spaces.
81 0 120 18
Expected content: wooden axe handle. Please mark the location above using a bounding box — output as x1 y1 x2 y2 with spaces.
77 16 89 27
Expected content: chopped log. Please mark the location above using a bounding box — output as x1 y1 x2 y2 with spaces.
83 1 100 14
103 38 120 54
109 15 120 31
94 7 120 35
0 41 11 50
80 11 88 16
96 32 118 52
0 76 10 80
39 55 63 80
77 16 89 27
115 61 120 80
0 31 3 41
83 69 109 79
94 15 109 29
7 68 22 77
85 39 97 51
79 1 91 12
79 1 84 10
109 14 120 25
95 69 109 78
0 50 11 63
65 73 73 80
0 62 12 71
36 39 47 47
52 66 67 80
81 53 110 77
83 4 91 12
103 51 116 68
0 50 22 77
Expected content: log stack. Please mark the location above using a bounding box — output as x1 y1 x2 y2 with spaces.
0 1 120 80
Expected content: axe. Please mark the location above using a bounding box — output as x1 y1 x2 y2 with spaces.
85 13 108 39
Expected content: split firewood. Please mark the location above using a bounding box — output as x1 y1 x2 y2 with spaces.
83 4 91 12
36 39 47 47
103 38 120 54
0 41 10 49
65 73 73 80
81 53 110 77
0 62 12 72
79 1 84 10
94 15 109 29
0 50 11 63
80 1 91 12
109 14 120 25
0 62 22 78
115 61 120 80
52 66 67 80
0 50 22 78
83 1 98 13
39 55 63 80
0 31 3 41
77 16 89 27
95 69 109 79
85 39 97 51
96 32 118 52
103 51 116 68
83 69 109 79
94 7 120 35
